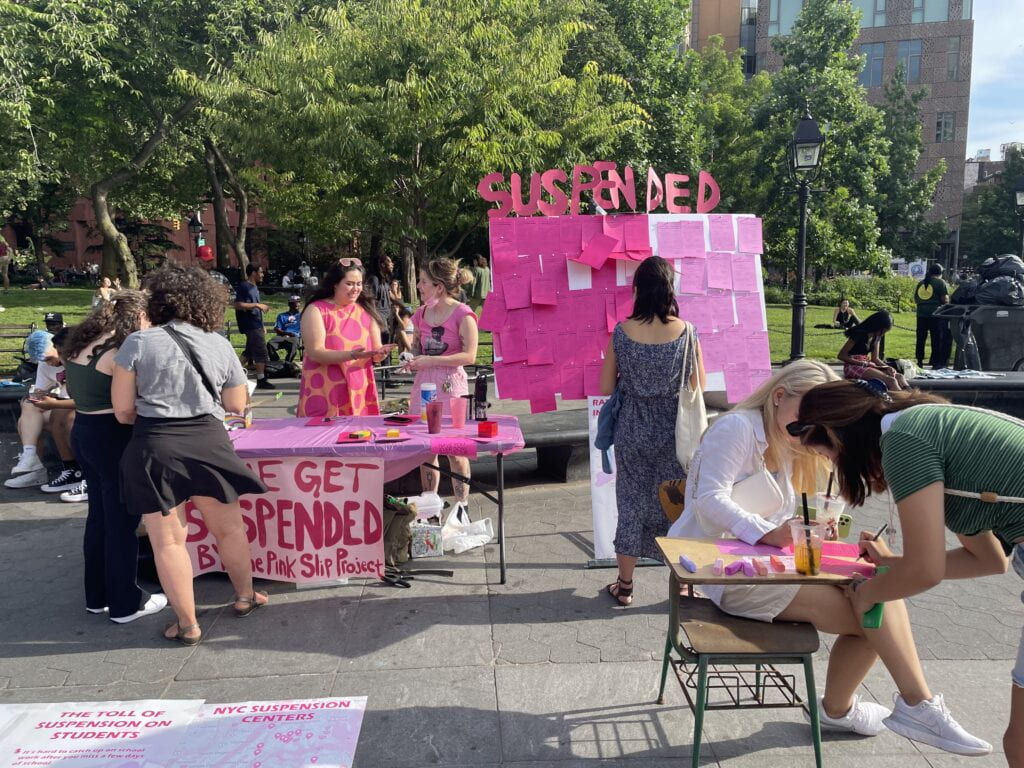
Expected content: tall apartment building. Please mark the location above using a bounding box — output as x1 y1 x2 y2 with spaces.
689 0 973 265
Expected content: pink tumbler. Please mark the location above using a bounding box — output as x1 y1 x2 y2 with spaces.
450 396 467 429
426 401 443 434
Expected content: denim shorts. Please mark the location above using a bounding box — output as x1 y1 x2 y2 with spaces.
1013 544 1024 688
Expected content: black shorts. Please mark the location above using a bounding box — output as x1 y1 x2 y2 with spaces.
243 327 269 363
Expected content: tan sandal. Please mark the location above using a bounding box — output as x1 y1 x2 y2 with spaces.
164 622 202 646
234 591 268 618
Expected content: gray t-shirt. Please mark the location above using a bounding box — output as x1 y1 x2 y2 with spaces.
115 321 247 419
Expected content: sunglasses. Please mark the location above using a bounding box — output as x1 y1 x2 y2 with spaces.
339 258 362 267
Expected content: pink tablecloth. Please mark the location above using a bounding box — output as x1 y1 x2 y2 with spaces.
230 414 525 481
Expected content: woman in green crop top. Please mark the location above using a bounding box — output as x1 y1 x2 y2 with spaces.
59 291 167 625
794 380 1024 762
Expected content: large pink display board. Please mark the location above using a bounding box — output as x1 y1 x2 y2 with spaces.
482 214 771 412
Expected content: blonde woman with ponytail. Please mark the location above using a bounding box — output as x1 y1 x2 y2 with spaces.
667 360 986 754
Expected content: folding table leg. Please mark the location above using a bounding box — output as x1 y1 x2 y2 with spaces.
497 452 506 585
692 657 709 768
657 633 673 705
803 656 822 768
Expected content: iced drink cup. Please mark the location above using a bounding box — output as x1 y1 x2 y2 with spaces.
450 396 467 429
426 401 443 433
789 520 825 576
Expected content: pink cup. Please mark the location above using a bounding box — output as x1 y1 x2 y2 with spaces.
426 401 443 434
450 397 467 429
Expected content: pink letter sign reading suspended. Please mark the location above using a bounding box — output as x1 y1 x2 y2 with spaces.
185 457 385 582
483 214 770 413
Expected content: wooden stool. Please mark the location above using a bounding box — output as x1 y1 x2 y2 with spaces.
657 589 822 768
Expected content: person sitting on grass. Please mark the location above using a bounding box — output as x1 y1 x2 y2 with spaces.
838 311 907 391
5 329 83 494
832 298 860 330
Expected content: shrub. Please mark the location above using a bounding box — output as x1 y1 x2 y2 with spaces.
763 285 792 304
805 276 918 313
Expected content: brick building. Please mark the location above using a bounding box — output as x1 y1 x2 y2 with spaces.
689 0 974 266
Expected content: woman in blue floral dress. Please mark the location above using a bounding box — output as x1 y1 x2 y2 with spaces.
600 256 704 606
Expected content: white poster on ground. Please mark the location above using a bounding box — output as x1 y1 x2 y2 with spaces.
588 395 618 561
0 699 204 767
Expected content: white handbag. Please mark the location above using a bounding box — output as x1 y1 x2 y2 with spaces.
675 325 708 470
729 464 785 520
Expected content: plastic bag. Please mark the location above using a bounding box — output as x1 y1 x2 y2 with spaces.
441 505 495 553
979 254 1024 282
953 319 981 371
975 275 1024 307
951 278 979 305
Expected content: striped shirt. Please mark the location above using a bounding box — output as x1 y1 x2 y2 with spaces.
881 405 1024 545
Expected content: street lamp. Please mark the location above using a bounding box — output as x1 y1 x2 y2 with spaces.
787 109 826 361
1014 176 1024 258
187 214 202 238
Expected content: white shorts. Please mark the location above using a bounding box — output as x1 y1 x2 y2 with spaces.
1012 545 1024 689
703 583 802 624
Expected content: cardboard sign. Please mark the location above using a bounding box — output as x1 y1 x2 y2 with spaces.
185 457 385 583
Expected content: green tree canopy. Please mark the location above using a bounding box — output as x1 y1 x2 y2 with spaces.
960 146 1024 266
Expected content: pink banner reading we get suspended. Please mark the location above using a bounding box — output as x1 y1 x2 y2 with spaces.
185 457 385 583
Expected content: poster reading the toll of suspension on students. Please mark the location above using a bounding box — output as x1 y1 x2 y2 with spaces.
185 457 385 583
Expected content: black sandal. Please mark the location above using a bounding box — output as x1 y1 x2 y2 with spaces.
606 578 634 607
234 591 268 617
164 622 202 646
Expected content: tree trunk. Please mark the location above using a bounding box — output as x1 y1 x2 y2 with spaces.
207 139 249 271
400 233 416 304
203 138 233 269
91 188 138 288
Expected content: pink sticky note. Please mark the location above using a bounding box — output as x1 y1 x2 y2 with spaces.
722 327 746 361
706 255 733 291
503 274 531 310
680 220 706 258
527 334 554 366
605 295 617 333
731 253 759 293
698 332 722 372
574 233 616 270
591 262 617 292
543 252 569 290
710 293 735 330
737 217 764 254
735 293 765 330
500 330 527 364
680 295 712 334
570 293 604 331
602 216 625 252
716 540 781 556
750 368 772 390
583 362 604 396
657 221 684 259
708 214 736 252
615 286 634 322
580 216 602 248
627 248 652 262
680 258 706 294
725 362 752 403
622 215 650 250
529 380 558 414
744 331 771 369
560 365 585 400
494 361 528 399
530 275 557 306
560 218 582 254
478 292 507 332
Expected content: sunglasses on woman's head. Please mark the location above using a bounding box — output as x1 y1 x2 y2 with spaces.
339 258 362 267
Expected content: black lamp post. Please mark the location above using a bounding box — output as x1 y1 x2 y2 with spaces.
787 109 826 361
1014 176 1024 258
187 214 202 262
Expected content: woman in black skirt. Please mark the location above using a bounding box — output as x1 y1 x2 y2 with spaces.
112 266 268 645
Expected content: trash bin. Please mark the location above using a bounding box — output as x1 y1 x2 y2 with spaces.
935 304 1024 371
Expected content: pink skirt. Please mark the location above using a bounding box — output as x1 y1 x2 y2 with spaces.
410 365 469 415
843 355 872 379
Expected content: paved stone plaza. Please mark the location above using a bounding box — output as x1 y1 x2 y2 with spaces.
0 381 1019 766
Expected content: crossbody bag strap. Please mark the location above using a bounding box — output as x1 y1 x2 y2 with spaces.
162 325 220 403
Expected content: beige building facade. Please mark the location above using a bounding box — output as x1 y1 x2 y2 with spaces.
690 0 973 263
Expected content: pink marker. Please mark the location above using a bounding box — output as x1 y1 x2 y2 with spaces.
753 558 769 576
711 558 725 576
770 555 786 573
724 560 745 576
740 559 756 577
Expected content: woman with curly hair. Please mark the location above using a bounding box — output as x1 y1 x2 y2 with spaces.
62 290 166 623
112 266 268 646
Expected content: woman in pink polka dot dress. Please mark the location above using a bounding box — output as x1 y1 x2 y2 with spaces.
297 259 394 418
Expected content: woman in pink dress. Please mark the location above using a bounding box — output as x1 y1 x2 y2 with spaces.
406 258 479 517
298 259 393 418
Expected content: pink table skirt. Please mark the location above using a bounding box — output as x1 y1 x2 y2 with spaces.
230 414 525 482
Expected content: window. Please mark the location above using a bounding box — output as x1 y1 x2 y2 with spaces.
912 0 949 23
768 0 803 37
851 0 886 27
743 54 757 76
896 40 922 83
859 42 885 87
936 112 955 143
946 36 960 81
962 0 972 19
741 0 757 25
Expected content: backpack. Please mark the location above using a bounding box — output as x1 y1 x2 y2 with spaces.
263 359 300 379
974 275 1024 307
979 254 1024 282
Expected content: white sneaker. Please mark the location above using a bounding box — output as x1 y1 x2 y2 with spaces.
3 467 48 489
11 452 44 475
86 606 108 614
60 480 88 503
814 694 890 736
109 593 168 624
884 693 992 756
42 467 83 493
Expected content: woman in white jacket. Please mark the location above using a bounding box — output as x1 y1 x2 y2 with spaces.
668 360 989 755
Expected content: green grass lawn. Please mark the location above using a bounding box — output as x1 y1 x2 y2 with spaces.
0 288 917 374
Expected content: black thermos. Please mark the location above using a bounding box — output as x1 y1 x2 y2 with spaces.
473 370 489 421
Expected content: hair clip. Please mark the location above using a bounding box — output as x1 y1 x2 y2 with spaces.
786 421 812 437
852 378 893 402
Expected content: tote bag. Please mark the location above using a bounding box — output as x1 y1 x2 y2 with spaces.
675 325 707 470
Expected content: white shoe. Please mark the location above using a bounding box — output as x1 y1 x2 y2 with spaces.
86 606 108 614
60 480 88 503
4 467 48 489
42 467 83 493
110 593 168 624
884 693 992 756
11 452 44 475
815 694 889 736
